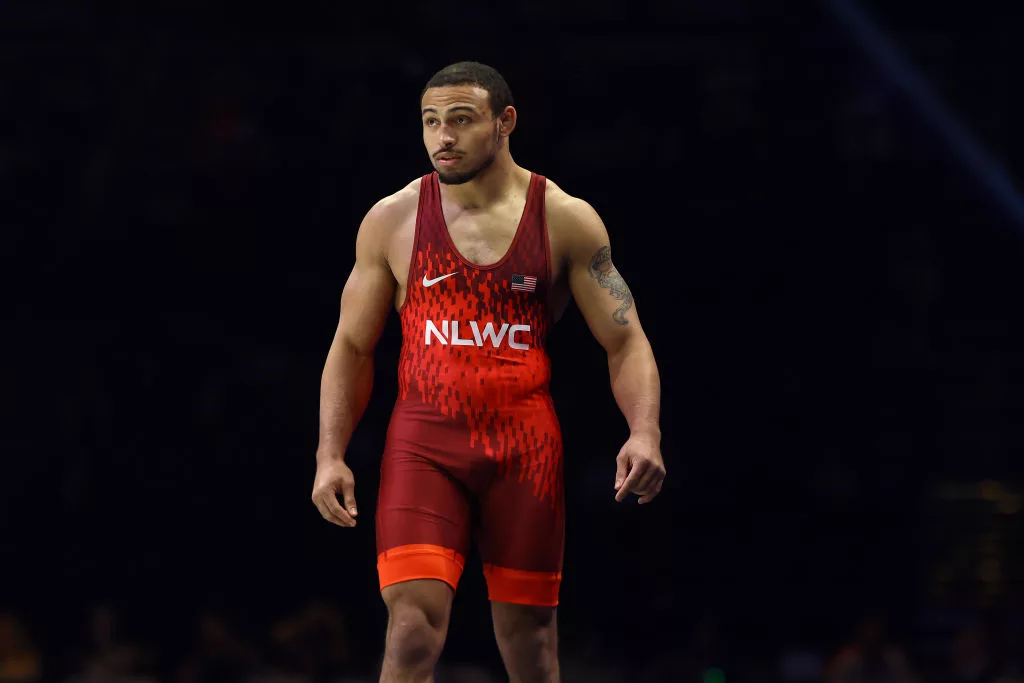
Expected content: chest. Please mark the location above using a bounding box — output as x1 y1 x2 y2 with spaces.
441 201 523 266
387 185 570 315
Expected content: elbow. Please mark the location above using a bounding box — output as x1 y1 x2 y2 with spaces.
605 332 657 378
322 336 375 386
328 332 375 369
338 335 374 361
606 329 653 363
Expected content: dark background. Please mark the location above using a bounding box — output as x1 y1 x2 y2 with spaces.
4 0 1024 681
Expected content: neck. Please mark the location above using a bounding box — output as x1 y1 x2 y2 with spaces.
441 149 522 209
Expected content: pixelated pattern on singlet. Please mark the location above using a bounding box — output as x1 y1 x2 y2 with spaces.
395 172 561 501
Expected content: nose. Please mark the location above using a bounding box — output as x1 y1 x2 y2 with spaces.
438 124 456 145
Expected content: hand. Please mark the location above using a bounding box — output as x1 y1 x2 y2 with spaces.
614 433 666 505
312 457 359 527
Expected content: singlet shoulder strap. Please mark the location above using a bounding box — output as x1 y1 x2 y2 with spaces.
521 173 552 283
530 173 547 217
412 172 442 251
416 172 438 225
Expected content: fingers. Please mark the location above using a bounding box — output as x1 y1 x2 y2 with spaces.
615 456 667 504
339 477 359 519
632 467 659 496
637 479 664 505
311 463 358 527
614 451 629 492
313 492 356 527
615 458 649 502
635 463 666 504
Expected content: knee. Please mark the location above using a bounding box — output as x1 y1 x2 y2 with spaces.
494 604 557 648
385 599 448 669
388 607 441 668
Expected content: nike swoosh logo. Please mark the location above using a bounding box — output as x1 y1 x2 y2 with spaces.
422 272 457 287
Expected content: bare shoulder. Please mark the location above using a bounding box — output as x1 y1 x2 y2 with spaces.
543 179 610 268
357 178 421 254
362 178 420 235
545 179 607 237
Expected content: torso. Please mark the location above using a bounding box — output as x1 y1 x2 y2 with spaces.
383 169 573 322
383 168 566 469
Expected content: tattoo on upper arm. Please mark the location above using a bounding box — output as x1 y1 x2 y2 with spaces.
588 246 634 325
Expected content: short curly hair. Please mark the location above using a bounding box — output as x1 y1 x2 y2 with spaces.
421 61 514 118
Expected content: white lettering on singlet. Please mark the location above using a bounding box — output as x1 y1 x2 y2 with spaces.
424 320 531 350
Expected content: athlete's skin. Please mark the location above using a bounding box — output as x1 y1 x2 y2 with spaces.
312 83 665 683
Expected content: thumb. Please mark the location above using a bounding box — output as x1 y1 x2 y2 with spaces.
614 450 630 490
340 475 358 517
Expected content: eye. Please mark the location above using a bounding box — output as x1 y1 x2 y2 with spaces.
424 118 439 127
456 116 471 125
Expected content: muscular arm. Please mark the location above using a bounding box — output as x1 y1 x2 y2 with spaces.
317 204 397 464
563 199 662 443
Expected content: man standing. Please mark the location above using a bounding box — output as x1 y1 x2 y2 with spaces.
312 61 665 683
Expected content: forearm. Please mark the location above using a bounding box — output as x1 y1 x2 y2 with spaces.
317 338 375 463
607 336 661 439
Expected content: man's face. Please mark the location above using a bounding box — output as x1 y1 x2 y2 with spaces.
421 85 502 185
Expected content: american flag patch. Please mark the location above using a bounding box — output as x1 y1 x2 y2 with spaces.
510 274 537 292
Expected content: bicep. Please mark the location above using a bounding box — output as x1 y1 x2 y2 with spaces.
566 208 642 354
335 216 397 355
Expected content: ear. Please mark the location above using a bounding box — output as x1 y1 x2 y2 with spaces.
497 105 517 138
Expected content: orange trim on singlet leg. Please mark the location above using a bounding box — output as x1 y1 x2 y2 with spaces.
377 544 466 592
482 564 562 607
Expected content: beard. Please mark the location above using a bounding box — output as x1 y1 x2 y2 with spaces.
437 147 497 185
436 130 501 185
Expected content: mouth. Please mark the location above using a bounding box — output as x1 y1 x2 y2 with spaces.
436 153 462 166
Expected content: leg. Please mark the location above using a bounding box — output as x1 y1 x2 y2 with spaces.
491 602 560 683
376 448 474 683
477 445 565 683
379 579 453 683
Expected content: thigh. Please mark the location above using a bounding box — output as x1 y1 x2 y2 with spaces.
491 601 557 636
376 448 474 594
477 450 565 607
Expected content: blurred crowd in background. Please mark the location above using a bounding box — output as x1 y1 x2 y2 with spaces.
3 602 1024 681
5 0 1024 681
